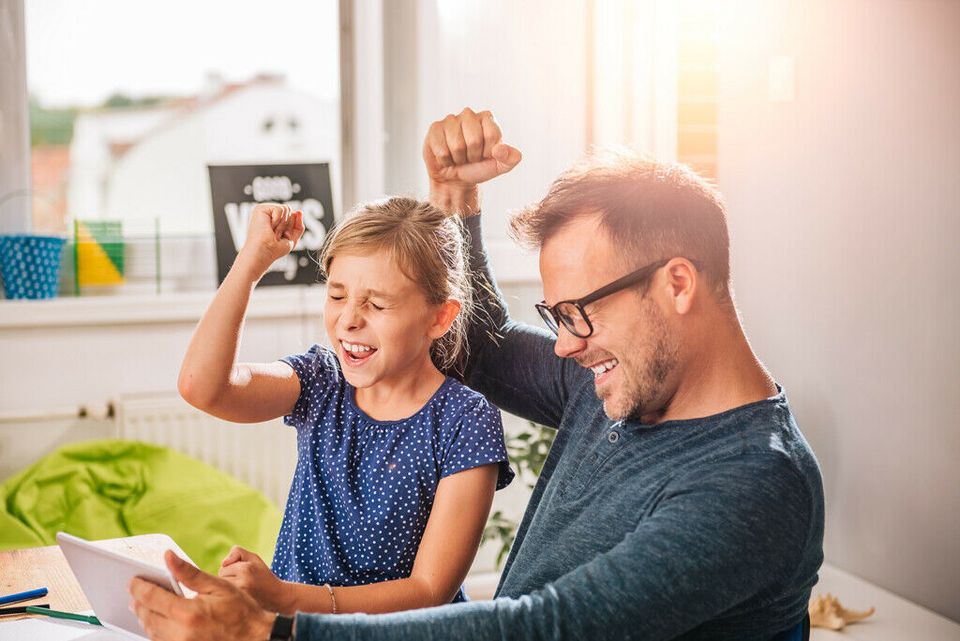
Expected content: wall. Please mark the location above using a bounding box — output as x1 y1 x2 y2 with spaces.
716 0 960 620
0 287 324 479
383 0 590 282
0 0 32 233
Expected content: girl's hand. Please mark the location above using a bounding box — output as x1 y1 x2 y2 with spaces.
236 203 305 278
218 546 291 613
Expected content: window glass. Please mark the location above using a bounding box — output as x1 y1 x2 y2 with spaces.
25 0 340 293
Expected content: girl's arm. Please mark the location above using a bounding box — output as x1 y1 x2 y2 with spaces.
178 204 305 424
220 463 500 613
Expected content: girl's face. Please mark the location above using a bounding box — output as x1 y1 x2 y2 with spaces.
324 250 455 389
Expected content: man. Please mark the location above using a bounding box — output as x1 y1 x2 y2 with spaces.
130 109 824 640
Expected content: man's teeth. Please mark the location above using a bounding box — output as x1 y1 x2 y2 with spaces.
341 340 375 354
591 359 618 375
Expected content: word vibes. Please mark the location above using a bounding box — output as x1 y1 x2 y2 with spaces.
223 175 327 281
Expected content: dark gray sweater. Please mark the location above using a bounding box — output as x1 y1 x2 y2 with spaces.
296 215 824 640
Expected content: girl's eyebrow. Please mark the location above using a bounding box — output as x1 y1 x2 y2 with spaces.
326 281 398 302
367 288 398 300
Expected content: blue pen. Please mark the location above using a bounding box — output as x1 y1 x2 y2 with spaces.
0 587 48 606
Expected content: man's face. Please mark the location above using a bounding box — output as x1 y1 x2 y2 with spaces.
539 213 680 421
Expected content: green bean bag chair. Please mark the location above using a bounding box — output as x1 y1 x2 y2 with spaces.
0 439 282 573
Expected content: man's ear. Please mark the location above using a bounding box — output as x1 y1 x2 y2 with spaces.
663 258 698 315
428 299 462 339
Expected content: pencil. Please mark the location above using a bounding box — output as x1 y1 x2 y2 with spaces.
0 603 50 615
25 606 101 625
0 587 48 606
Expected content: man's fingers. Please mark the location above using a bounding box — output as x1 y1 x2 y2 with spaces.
479 111 502 159
132 598 177 641
165 549 223 595
129 576 182 617
443 115 468 165
460 108 484 163
425 122 453 170
492 142 522 174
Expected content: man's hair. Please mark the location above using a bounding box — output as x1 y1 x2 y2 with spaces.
319 196 473 374
510 148 731 298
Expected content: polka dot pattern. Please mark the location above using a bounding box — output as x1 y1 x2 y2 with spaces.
271 344 514 602
0 235 66 299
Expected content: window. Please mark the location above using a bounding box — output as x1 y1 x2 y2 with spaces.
25 0 342 293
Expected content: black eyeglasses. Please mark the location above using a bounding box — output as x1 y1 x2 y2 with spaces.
535 258 688 338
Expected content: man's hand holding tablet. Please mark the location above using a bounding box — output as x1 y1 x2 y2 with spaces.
128 549 277 641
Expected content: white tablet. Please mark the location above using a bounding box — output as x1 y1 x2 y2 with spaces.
56 532 185 640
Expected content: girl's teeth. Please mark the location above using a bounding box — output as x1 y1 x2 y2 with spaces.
342 341 373 354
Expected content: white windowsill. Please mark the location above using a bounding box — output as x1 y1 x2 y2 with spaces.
0 285 326 329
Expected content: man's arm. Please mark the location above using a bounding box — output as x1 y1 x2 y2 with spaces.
460 214 587 428
424 109 588 428
129 455 813 640
295 455 814 640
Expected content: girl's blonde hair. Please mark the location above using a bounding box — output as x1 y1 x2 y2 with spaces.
319 197 473 374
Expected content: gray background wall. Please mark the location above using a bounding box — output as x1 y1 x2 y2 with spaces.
717 0 960 621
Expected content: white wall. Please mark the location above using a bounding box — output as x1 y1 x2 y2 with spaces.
716 0 960 621
383 0 590 282
0 0 31 234
0 288 324 419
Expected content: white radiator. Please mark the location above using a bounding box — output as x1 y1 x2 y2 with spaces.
115 393 298 508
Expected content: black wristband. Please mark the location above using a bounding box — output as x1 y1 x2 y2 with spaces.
269 614 295 641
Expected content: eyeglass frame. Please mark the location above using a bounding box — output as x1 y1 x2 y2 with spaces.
534 257 701 338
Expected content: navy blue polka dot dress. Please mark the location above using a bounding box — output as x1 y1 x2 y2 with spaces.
271 344 514 602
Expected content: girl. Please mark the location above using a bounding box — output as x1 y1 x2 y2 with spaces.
178 198 513 615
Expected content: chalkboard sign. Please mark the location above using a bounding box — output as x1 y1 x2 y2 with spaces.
208 163 335 286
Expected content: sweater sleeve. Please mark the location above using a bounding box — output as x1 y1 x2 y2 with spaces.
458 215 589 430
294 453 815 641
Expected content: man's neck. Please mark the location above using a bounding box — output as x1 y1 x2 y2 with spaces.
650 314 777 424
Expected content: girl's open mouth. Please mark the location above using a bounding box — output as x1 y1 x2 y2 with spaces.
340 340 377 366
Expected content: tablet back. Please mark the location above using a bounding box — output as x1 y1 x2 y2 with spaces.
57 532 184 640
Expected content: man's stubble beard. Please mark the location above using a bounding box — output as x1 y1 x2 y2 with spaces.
599 300 680 421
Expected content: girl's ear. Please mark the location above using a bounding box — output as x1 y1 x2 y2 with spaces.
428 299 462 340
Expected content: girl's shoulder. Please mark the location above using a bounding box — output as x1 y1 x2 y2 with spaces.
281 344 345 393
431 378 501 423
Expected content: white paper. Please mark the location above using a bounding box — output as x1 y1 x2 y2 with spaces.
0 617 129 641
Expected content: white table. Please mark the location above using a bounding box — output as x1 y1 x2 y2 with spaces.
810 563 960 640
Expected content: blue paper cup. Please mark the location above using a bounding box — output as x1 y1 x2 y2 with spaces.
0 234 67 299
